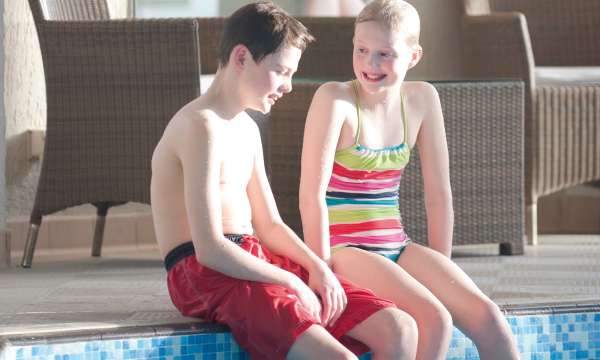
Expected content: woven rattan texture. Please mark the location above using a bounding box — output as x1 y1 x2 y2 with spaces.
461 0 600 244
534 86 600 198
489 0 600 66
197 17 226 75
196 17 355 81
269 81 524 254
30 0 201 220
41 0 110 21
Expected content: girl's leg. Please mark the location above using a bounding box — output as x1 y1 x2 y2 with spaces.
345 307 418 360
287 325 357 360
398 243 520 360
333 248 453 360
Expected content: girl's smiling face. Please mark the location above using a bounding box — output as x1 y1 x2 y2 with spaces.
353 20 421 94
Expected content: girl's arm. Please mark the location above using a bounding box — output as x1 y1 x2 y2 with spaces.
247 118 324 271
299 83 348 264
415 82 454 257
247 115 348 326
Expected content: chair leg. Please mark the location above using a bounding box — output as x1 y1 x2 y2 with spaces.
20 223 41 268
526 202 538 246
499 241 524 256
91 204 110 257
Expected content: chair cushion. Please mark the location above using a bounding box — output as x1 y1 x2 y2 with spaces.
200 74 216 93
535 67 600 86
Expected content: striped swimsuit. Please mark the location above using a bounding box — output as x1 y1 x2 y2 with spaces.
327 80 412 262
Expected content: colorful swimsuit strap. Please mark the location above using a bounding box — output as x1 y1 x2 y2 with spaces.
350 79 409 147
350 80 362 146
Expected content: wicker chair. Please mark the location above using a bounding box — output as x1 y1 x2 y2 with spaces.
461 0 600 244
269 81 525 255
21 0 201 267
196 17 355 81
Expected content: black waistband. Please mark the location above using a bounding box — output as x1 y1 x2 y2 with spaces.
164 234 247 272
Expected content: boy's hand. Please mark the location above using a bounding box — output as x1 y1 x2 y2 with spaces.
308 261 347 327
287 275 323 323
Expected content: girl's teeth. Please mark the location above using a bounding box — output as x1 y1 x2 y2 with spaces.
365 73 383 80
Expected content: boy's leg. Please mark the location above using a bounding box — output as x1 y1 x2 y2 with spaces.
287 325 357 360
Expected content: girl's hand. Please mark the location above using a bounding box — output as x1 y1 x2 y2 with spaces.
287 274 323 323
308 261 348 326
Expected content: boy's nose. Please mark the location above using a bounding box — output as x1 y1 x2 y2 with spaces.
281 79 292 93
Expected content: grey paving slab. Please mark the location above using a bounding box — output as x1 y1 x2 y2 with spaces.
0 236 599 337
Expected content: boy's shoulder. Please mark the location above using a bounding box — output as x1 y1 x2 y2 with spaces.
164 101 225 141
163 101 260 149
155 100 226 159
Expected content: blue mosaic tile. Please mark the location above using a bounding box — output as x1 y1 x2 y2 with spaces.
3 311 600 360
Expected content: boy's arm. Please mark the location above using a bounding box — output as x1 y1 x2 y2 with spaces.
246 117 346 326
298 83 346 264
177 115 322 320
415 83 454 257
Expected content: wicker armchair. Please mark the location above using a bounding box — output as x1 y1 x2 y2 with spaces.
196 17 355 81
21 0 201 267
269 81 525 255
461 0 600 244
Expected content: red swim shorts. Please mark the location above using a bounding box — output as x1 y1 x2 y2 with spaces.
166 234 395 359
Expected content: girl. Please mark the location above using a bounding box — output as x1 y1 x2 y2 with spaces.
299 0 520 358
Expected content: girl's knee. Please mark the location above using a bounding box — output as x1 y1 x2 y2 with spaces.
288 340 358 360
328 350 359 360
418 301 454 341
471 298 508 334
373 308 418 358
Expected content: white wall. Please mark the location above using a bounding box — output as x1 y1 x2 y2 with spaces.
108 0 130 18
0 0 6 229
136 0 219 17
4 0 45 218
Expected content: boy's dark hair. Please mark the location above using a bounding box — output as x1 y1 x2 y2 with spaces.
218 1 314 66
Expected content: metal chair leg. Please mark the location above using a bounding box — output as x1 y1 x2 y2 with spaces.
91 204 110 257
526 202 538 246
21 223 40 268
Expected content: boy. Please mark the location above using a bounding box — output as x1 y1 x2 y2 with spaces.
151 2 417 359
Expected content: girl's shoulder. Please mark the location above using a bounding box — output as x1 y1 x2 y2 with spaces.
402 81 439 99
402 81 441 112
314 80 356 104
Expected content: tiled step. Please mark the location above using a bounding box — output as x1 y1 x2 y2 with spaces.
2 303 599 360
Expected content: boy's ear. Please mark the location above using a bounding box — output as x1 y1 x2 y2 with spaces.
408 45 423 69
231 44 249 70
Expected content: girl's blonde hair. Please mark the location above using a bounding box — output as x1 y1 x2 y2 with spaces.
356 0 420 47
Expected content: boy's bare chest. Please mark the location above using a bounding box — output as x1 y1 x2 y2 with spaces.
219 131 255 183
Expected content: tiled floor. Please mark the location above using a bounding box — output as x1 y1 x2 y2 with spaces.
1 235 599 336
